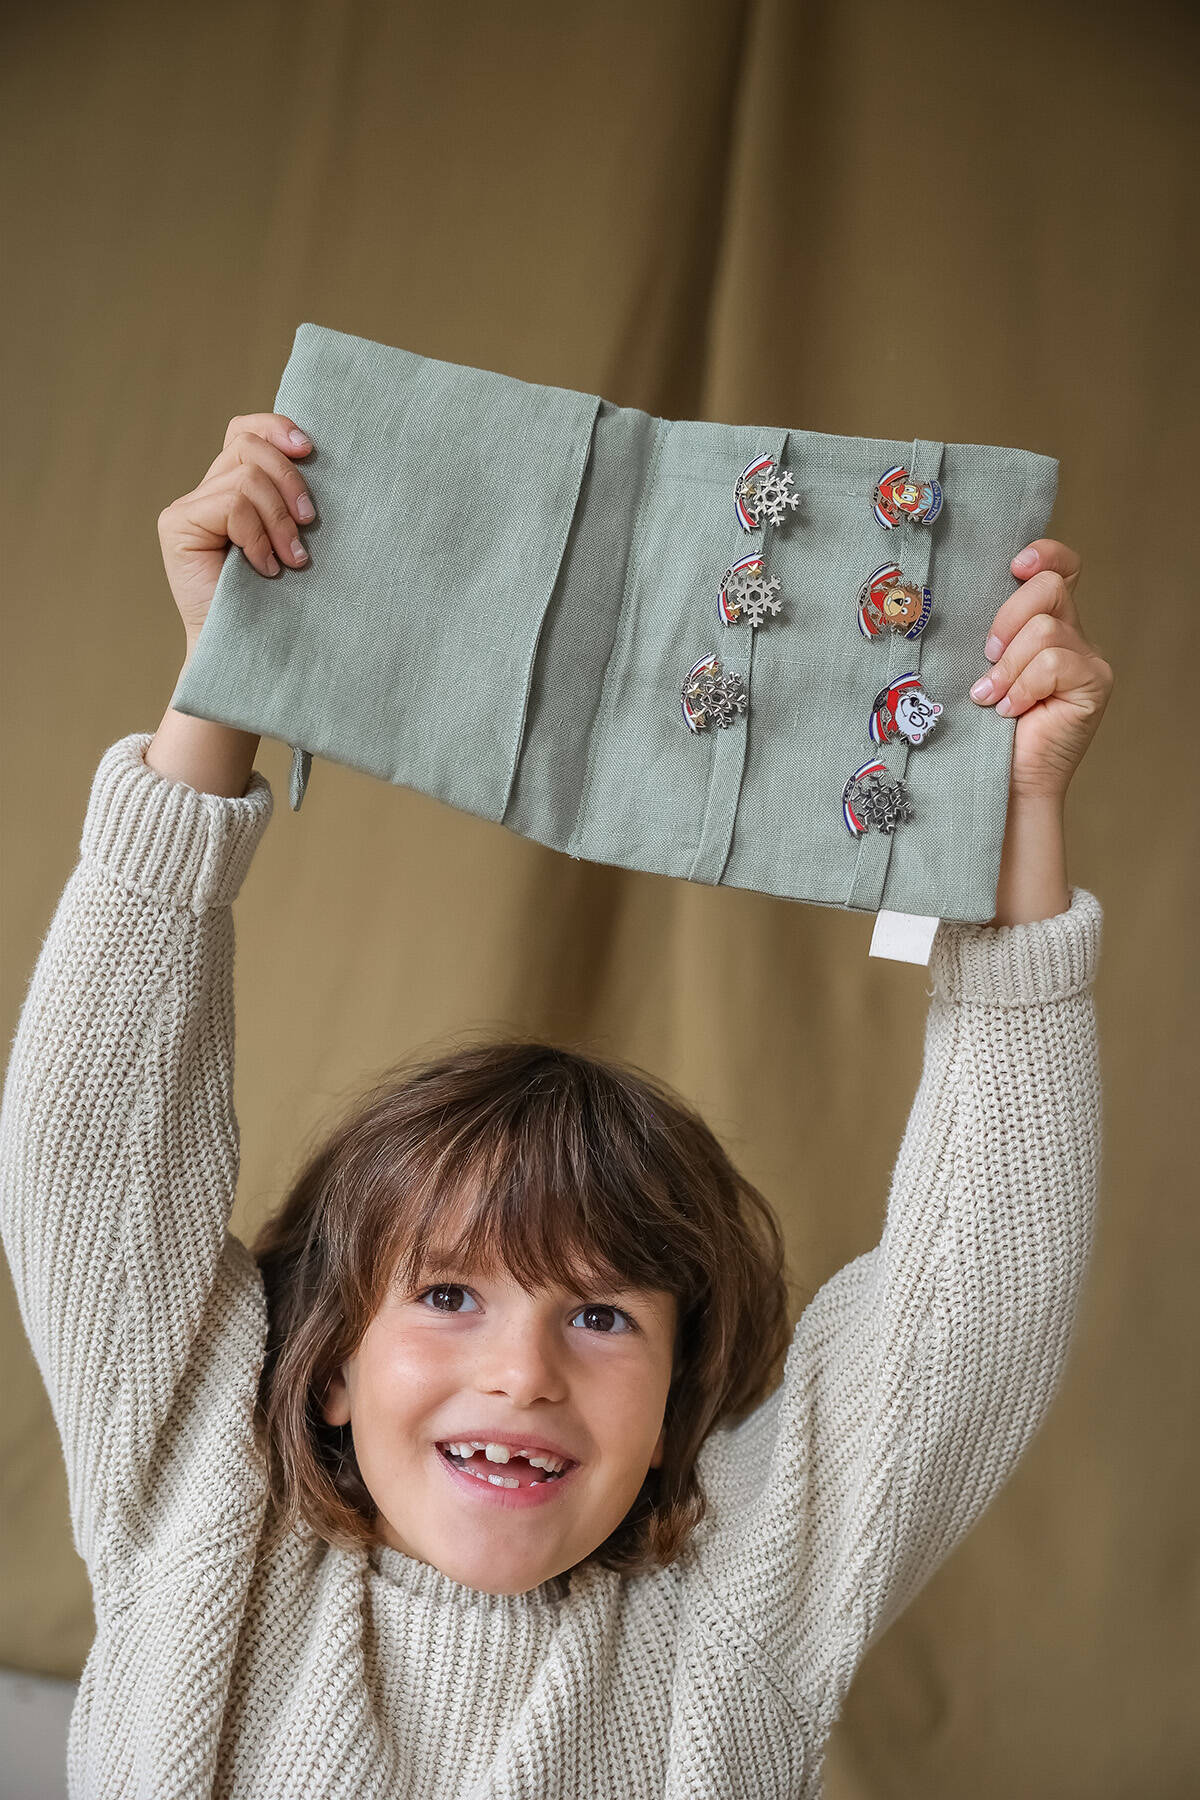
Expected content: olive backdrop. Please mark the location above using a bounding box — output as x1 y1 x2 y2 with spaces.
2 3 1197 1795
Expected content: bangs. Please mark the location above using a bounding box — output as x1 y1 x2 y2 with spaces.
251 1034 793 1572
376 1063 687 1305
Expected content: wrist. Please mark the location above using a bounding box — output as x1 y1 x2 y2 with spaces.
986 792 1070 927
144 660 261 799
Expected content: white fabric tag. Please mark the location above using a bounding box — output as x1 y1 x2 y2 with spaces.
869 910 941 965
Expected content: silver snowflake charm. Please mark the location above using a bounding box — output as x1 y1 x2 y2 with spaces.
682 653 749 732
720 559 784 629
842 759 914 837
735 455 801 532
737 580 784 629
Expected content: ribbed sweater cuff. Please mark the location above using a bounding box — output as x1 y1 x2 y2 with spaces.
79 731 274 913
928 884 1102 1006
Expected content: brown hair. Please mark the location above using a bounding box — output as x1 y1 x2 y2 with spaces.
250 1036 794 1576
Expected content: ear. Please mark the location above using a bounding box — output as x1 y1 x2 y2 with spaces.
650 1423 666 1469
321 1367 352 1428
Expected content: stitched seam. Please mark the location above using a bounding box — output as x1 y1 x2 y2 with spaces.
567 416 670 856
501 393 603 822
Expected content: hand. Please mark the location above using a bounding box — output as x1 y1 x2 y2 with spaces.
970 538 1114 803
157 412 318 652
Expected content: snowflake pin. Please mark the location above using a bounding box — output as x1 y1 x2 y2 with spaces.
842 760 914 837
682 654 749 732
734 455 801 532
720 557 784 629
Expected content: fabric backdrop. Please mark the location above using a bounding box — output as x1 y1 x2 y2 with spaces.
2 3 1196 1794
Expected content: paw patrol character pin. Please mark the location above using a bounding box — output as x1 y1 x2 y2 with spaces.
843 759 914 836
868 672 943 747
734 455 800 531
719 553 784 628
682 653 749 732
873 464 943 528
858 562 934 639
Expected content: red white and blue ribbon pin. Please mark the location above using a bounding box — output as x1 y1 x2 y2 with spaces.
735 454 776 530
681 652 748 732
873 464 944 529
734 455 799 532
682 653 721 732
868 672 944 747
719 553 783 627
857 562 934 639
842 758 914 836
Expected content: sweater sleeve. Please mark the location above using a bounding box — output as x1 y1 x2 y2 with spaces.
687 884 1103 1707
0 732 275 1602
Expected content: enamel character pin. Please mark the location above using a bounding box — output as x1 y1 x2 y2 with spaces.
868 672 943 747
873 464 944 529
719 553 784 628
734 455 800 532
682 653 749 732
858 562 934 639
842 758 914 836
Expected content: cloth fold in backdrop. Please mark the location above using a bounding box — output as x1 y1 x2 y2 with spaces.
169 322 1059 922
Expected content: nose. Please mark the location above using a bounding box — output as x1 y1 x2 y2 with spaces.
475 1310 568 1407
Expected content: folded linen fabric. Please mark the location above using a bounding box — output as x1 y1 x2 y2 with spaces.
169 322 1059 922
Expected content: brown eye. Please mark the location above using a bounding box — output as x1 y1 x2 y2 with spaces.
420 1285 478 1314
570 1304 634 1334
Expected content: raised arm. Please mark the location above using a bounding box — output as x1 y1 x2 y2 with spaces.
0 708 275 1596
689 883 1103 1711
689 533 1112 1721
0 409 316 1598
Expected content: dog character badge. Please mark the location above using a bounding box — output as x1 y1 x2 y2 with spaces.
873 464 943 528
858 562 934 639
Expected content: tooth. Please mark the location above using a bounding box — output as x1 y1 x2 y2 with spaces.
487 1473 518 1488
484 1443 511 1463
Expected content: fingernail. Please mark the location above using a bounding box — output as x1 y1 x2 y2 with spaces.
289 429 311 448
1014 547 1037 570
996 695 1013 714
290 537 308 561
985 634 1003 662
266 553 280 575
296 495 315 520
970 676 994 701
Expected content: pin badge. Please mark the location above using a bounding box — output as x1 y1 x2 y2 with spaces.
858 562 934 639
682 653 749 732
842 759 914 836
735 455 800 532
719 553 784 628
868 672 943 747
873 464 943 529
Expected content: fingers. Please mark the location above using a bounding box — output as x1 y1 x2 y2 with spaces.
193 415 318 578
208 420 317 526
1010 538 1082 588
985 539 1084 664
220 464 312 577
222 412 313 458
971 611 1107 716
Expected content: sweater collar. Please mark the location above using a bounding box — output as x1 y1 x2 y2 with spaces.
368 1539 573 1612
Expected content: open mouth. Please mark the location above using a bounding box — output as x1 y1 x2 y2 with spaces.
436 1444 575 1490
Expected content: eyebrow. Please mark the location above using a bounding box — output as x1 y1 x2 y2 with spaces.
411 1257 651 1299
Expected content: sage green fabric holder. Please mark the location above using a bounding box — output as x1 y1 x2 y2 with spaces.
170 322 1059 923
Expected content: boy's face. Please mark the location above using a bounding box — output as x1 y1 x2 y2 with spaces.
321 1256 678 1595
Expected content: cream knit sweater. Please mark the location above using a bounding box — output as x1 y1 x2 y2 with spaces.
0 732 1104 1800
